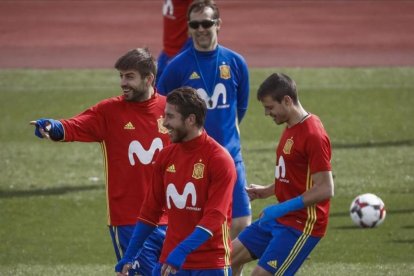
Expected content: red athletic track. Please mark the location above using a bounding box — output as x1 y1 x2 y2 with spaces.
1 0 414 68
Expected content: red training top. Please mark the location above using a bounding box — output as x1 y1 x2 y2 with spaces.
163 0 193 57
139 131 236 269
274 114 332 237
61 93 169 226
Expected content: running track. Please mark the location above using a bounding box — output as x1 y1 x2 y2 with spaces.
1 0 413 68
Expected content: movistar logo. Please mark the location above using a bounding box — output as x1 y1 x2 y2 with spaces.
197 83 227 109
275 155 286 179
162 0 174 17
128 138 163 165
166 182 198 210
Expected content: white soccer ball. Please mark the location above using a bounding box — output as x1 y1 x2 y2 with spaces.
349 193 386 228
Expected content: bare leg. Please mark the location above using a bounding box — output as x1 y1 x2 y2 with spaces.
232 237 254 276
231 215 251 240
251 266 273 276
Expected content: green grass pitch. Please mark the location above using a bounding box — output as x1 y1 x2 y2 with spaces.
0 67 413 275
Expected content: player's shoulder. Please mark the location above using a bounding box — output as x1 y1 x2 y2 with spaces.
219 45 246 61
160 49 192 80
151 94 167 116
99 95 123 104
304 114 331 140
205 135 234 163
92 95 123 109
157 142 178 162
168 47 193 65
154 92 167 104
306 114 326 131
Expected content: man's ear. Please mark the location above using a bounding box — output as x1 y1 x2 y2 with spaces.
186 114 197 126
216 18 222 32
146 73 155 86
283 95 293 106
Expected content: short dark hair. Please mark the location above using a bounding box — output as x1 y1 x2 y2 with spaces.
187 0 220 20
257 73 299 104
166 87 207 128
114 48 157 84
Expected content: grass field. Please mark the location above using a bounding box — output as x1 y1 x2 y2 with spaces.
1 67 413 275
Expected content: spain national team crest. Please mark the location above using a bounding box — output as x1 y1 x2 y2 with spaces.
157 117 168 134
283 137 294 154
192 162 205 179
219 65 231 80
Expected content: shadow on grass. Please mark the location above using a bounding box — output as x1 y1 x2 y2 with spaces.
330 209 414 218
0 184 103 198
332 225 361 230
390 239 414 244
245 139 414 152
332 139 414 149
331 209 414 232
402 225 414 229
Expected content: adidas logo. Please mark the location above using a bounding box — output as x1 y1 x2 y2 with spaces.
267 260 278 269
166 164 176 173
124 122 135 130
189 71 200 79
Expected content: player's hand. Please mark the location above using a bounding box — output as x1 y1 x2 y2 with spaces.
114 259 132 276
260 204 282 223
246 183 273 201
30 118 64 140
30 119 51 139
163 250 181 275
161 263 177 276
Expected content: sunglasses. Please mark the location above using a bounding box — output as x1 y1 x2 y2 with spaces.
188 19 217 29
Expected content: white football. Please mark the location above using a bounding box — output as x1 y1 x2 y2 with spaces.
349 193 386 228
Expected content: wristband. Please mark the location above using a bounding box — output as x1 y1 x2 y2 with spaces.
260 195 305 224
165 226 211 270
34 118 64 141
114 221 155 272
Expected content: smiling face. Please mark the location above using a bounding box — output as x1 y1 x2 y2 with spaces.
260 95 290 125
188 7 221 51
118 69 152 102
163 103 191 143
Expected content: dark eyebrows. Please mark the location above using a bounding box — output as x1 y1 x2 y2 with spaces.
119 71 137 78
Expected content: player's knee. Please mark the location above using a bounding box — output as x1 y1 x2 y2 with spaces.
231 238 251 265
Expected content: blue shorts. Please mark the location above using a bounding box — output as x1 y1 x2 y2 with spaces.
109 225 166 276
238 220 320 275
232 161 251 218
152 263 231 276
